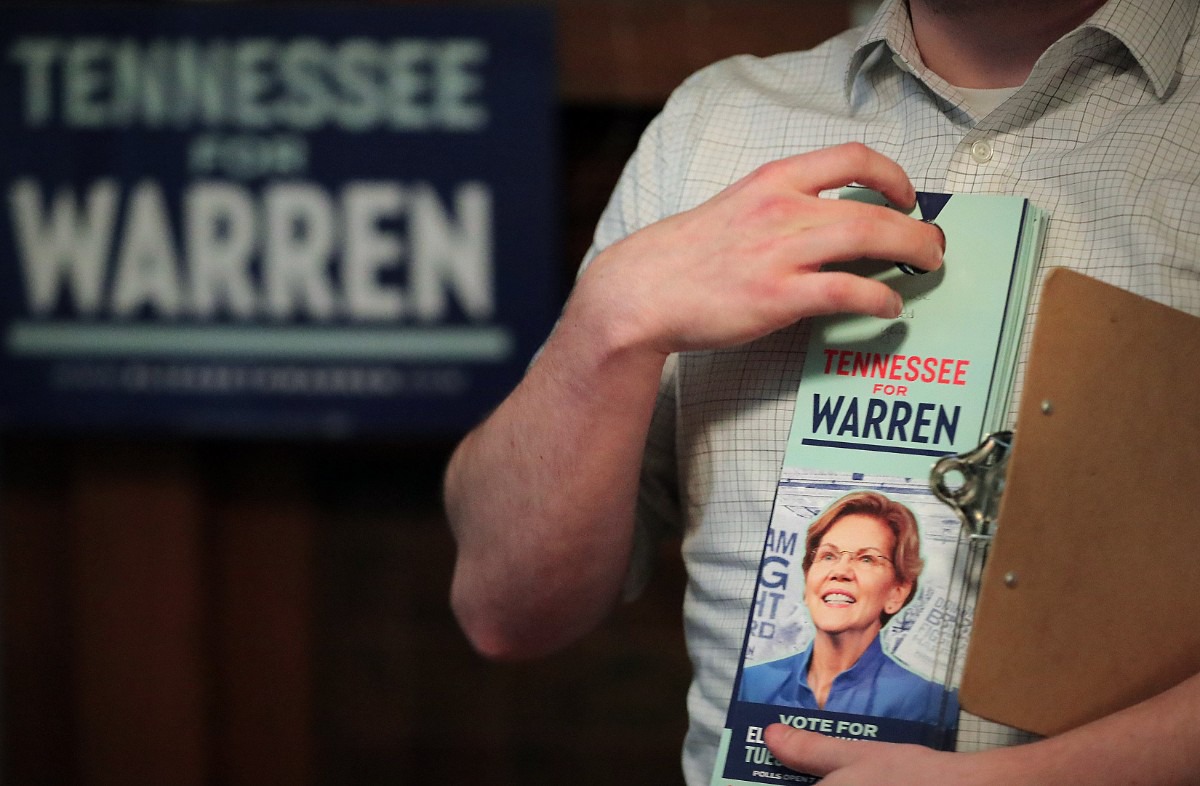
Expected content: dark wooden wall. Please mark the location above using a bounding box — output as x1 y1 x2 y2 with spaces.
1 2 857 783
2 434 693 785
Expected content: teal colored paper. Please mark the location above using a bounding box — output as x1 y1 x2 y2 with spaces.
784 192 1041 478
711 190 1047 786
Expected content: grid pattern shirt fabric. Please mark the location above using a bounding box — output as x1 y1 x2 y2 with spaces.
582 0 1200 782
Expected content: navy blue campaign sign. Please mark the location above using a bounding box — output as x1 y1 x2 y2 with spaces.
0 4 557 437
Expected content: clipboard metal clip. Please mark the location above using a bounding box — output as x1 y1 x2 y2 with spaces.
930 431 1013 540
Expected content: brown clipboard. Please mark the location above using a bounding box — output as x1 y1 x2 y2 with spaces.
959 267 1200 737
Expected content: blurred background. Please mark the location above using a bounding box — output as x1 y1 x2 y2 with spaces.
1 1 868 783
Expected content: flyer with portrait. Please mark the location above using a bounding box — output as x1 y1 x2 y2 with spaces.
710 191 1047 786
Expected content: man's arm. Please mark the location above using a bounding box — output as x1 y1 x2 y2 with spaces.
444 143 946 661
764 669 1200 784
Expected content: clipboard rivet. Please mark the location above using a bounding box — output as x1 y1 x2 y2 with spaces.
1040 399 1054 415
1004 571 1019 588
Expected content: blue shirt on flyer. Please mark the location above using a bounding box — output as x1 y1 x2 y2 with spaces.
738 636 957 726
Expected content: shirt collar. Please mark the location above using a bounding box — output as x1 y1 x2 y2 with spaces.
844 0 1199 101
843 0 913 101
1085 0 1197 98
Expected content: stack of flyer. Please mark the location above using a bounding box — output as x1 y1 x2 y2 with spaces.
710 190 1047 786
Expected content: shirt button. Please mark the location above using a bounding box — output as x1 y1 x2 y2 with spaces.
971 140 994 163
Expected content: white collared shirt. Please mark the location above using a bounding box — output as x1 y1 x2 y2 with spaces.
584 0 1200 781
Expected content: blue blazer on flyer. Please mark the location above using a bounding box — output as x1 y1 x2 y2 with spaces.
738 636 957 726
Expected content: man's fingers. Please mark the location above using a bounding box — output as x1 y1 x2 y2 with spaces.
754 143 917 211
794 204 945 274
763 724 878 775
783 271 903 320
764 725 954 785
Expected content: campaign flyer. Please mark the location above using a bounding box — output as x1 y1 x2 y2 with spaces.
711 192 1046 785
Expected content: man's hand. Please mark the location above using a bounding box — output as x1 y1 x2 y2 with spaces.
566 142 945 359
446 142 944 662
763 725 987 785
764 669 1200 786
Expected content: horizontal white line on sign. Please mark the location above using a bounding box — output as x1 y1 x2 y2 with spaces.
7 321 515 362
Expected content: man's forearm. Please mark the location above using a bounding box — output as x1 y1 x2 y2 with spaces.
1009 668 1200 784
766 669 1200 784
444 309 668 661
